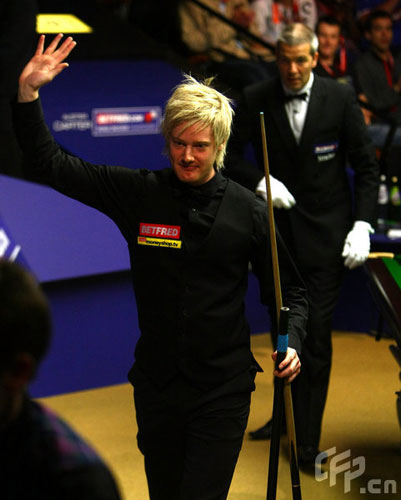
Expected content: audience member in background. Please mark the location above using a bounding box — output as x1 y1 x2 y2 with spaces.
251 0 318 46
353 10 401 145
225 23 379 464
356 0 401 50
317 0 361 47
0 259 122 500
314 15 357 83
0 0 37 178
178 0 277 91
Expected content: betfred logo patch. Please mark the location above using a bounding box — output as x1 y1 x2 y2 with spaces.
138 223 182 249
140 223 181 239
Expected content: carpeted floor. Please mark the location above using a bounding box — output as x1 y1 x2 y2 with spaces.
38 331 401 499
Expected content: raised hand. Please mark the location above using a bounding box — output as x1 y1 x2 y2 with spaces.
18 34 76 103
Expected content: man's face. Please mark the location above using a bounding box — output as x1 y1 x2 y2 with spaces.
317 23 341 59
367 17 393 53
277 42 318 91
168 122 222 186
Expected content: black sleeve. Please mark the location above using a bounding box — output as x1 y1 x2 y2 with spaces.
250 198 308 354
353 53 401 112
12 97 148 237
342 84 379 224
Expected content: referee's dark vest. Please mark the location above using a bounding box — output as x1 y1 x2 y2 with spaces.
128 172 260 390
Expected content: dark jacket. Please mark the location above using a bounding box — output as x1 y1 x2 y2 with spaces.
226 74 379 269
353 48 401 123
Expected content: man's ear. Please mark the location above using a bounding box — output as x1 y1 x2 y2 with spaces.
2 353 36 392
312 51 319 68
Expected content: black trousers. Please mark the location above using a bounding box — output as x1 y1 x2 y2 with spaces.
132 367 256 500
292 264 345 448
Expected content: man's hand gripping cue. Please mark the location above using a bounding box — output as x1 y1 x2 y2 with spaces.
18 34 76 103
272 347 300 383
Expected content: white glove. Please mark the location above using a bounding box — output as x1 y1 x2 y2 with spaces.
342 221 374 269
256 176 296 209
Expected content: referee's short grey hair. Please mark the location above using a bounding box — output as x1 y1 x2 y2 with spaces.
161 74 234 170
277 23 319 55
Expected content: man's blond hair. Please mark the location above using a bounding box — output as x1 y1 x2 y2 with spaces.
161 74 234 170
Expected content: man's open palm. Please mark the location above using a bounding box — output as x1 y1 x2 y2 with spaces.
18 34 76 102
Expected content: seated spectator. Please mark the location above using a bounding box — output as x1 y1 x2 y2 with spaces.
0 259 122 500
314 15 358 83
178 0 277 91
353 9 401 144
317 0 361 47
356 0 401 50
251 0 318 45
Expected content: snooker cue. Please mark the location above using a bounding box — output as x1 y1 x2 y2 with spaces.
368 252 394 259
266 307 289 500
260 112 302 500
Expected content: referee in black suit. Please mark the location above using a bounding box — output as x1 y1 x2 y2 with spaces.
225 22 379 465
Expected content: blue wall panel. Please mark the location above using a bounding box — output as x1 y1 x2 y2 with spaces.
30 272 138 397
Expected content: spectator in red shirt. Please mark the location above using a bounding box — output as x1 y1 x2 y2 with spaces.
314 15 357 83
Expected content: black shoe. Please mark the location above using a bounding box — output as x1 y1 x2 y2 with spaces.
248 418 286 440
297 445 327 466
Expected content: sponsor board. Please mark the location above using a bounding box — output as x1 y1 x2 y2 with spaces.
51 106 162 137
92 107 161 137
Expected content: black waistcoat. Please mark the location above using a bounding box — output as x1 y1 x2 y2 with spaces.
128 172 258 390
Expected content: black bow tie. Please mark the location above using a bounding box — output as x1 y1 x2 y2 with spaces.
283 92 308 102
172 186 212 205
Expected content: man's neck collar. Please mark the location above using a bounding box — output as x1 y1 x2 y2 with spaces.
282 72 314 95
319 54 335 66
371 46 392 62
